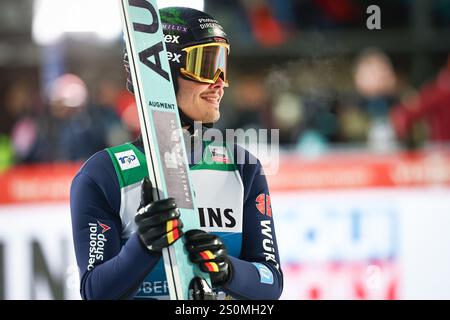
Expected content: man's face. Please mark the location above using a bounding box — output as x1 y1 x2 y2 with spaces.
176 76 225 123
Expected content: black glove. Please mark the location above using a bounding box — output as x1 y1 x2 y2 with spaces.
135 178 183 252
184 229 231 286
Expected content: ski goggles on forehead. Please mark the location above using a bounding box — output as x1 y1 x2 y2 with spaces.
180 42 230 87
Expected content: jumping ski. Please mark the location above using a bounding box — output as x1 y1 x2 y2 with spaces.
118 0 213 300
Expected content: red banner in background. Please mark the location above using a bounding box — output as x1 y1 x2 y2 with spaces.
282 261 399 300
0 163 81 204
1 150 450 203
267 150 450 191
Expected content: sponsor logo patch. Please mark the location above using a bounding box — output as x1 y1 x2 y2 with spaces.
87 221 109 271
167 51 181 63
198 207 236 229
164 34 180 44
208 146 230 164
139 281 169 295
213 37 227 43
252 263 274 284
256 194 272 217
162 23 188 33
98 221 111 233
115 150 140 170
260 219 280 271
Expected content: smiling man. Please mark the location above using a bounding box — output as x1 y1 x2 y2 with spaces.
70 6 283 300
176 75 224 124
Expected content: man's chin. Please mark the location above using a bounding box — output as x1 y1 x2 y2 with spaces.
202 111 220 124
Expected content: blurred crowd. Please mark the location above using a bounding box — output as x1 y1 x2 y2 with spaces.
224 50 450 154
220 0 449 48
1 0 450 170
1 49 449 170
0 73 139 170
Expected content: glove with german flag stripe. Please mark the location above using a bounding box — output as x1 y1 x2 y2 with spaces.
135 178 183 252
184 229 231 287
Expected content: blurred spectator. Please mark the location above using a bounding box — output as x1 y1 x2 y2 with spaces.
116 89 140 139
433 0 450 27
0 134 13 172
92 78 131 146
272 91 303 145
0 81 35 135
227 74 270 131
238 0 289 47
338 100 371 144
261 60 343 147
296 0 362 30
0 81 38 170
391 55 450 148
352 48 400 152
12 73 127 163
300 90 341 144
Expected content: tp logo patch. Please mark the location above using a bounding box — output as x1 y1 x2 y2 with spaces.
115 150 140 170
256 194 272 217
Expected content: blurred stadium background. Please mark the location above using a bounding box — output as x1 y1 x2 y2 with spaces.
1 0 450 299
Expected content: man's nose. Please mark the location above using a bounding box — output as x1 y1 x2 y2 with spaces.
210 76 225 89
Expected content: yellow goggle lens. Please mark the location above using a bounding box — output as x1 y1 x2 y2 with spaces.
181 43 229 86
